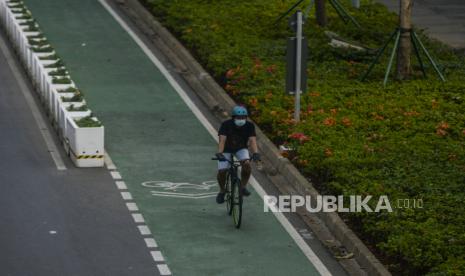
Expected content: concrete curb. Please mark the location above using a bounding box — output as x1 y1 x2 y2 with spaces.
117 1 391 275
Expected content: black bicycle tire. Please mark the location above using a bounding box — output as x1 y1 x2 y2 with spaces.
232 178 243 228
226 172 233 215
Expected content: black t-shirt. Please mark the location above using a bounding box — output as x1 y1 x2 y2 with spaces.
218 119 256 153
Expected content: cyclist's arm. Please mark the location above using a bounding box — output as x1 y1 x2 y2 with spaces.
218 135 227 153
249 136 258 154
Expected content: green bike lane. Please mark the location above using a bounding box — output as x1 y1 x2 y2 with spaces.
22 0 323 275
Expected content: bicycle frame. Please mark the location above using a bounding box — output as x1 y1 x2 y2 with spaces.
213 155 244 228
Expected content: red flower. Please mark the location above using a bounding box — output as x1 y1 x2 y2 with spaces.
323 117 336 126
309 92 320 97
266 64 277 74
289 132 310 143
437 121 450 130
341 117 352 127
436 128 447 137
225 68 235 79
435 121 450 137
307 105 313 114
371 112 384 121
249 97 258 107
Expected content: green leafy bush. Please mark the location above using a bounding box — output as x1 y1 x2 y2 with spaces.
15 13 32 20
61 92 83 102
23 24 39 32
38 53 59 60
44 59 65 68
52 77 71 84
27 37 48 47
67 104 88 112
141 0 465 274
10 8 27 14
48 68 68 76
75 116 102 128
31 45 53 53
57 86 78 93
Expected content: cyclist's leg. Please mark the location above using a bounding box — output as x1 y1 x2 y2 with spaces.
217 152 232 193
235 149 251 189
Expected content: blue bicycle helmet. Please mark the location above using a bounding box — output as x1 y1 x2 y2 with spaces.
232 105 248 117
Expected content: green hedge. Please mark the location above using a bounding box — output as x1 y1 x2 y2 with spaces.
141 0 465 274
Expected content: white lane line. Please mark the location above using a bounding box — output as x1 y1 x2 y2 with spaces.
98 0 217 136
99 1 331 274
110 171 122 180
144 238 157 248
126 202 139 211
150 251 165 262
121 192 133 200
132 213 145 223
115 181 128 190
138 225 152 236
0 33 66 171
157 264 172 276
104 150 117 170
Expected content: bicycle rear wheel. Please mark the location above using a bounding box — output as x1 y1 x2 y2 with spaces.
231 178 243 228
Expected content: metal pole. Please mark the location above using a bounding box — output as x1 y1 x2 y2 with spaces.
361 28 398 81
294 11 303 122
384 29 401 86
410 31 427 77
412 31 446 82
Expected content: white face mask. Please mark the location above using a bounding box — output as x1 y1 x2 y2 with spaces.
234 119 246 127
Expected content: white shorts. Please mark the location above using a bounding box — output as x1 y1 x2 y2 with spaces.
218 148 250 170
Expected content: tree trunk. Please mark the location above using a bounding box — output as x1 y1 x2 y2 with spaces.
397 0 413 80
315 0 327 27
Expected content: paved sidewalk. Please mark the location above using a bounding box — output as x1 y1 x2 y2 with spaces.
0 27 158 276
376 0 465 49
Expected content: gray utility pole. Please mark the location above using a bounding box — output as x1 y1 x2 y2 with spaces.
286 11 307 123
294 11 303 122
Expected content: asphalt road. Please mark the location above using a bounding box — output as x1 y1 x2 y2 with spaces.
0 30 158 276
376 0 465 48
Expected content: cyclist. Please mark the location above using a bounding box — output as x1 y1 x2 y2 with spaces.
215 105 260 204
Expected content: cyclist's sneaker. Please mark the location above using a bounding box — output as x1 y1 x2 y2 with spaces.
216 192 225 204
241 187 251 196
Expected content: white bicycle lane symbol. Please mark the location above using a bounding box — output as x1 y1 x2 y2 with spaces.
141 180 219 199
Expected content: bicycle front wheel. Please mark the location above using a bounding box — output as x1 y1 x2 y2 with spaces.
231 178 243 228
225 172 232 215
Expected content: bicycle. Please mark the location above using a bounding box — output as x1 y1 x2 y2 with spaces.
212 155 243 228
